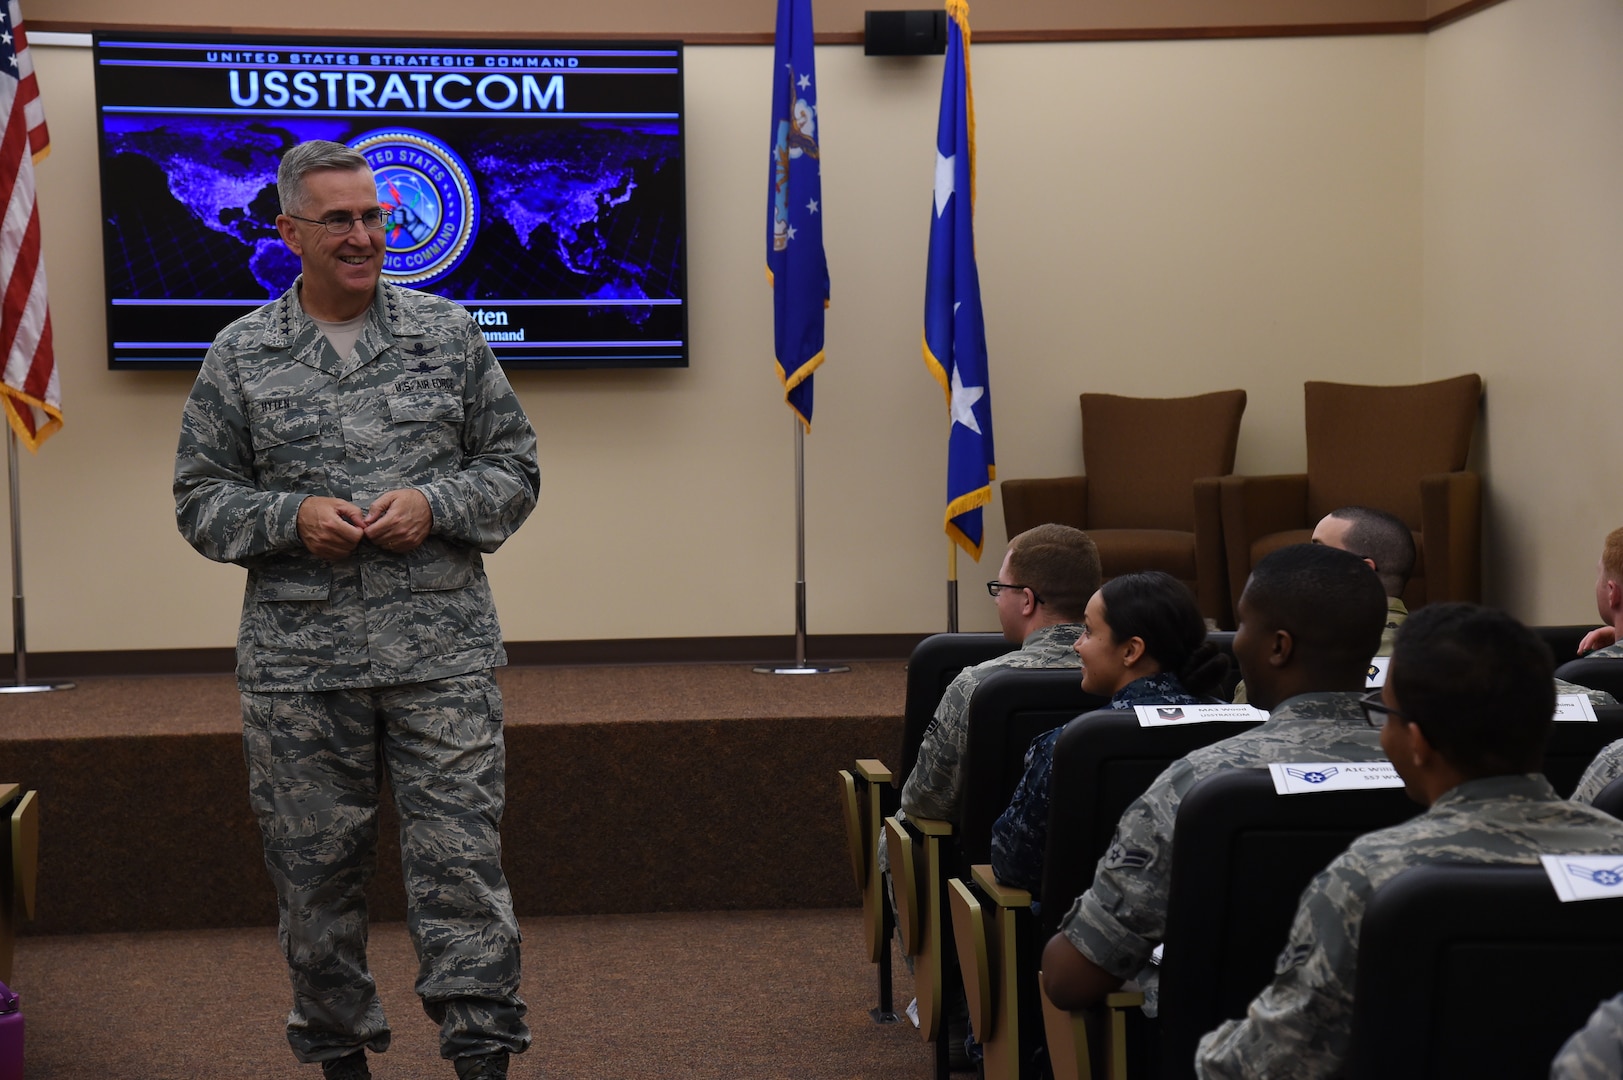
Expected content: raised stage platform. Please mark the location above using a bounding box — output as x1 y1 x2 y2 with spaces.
1 661 907 935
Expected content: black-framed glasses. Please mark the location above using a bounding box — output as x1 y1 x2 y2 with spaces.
286 209 392 235
1359 688 1405 728
986 581 1045 603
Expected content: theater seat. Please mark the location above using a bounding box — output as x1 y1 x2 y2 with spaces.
1555 656 1623 703
898 633 1015 784
967 708 1263 1080
948 867 1030 1080
1218 375 1482 622
1155 769 1421 1079
1537 625 1597 666
837 760 892 966
1346 864 1623 1079
901 667 1103 1073
1544 705 1623 797
1039 972 1142 1080
1593 774 1623 821
1 784 38 985
837 632 1010 1020
1000 390 1246 628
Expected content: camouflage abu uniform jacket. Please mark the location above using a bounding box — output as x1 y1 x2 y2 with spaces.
1552 991 1623 1079
899 623 1083 825
1195 775 1623 1079
1569 641 1623 803
174 278 539 692
1058 691 1386 1014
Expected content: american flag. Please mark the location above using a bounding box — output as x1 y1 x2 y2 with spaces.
0 0 57 451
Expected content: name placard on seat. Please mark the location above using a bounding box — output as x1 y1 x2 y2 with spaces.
1555 694 1599 722
1366 657 1390 688
1134 703 1267 727
1541 854 1623 901
1267 761 1404 794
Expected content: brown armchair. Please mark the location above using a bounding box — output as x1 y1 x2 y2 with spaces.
1217 374 1482 622
1001 389 1247 628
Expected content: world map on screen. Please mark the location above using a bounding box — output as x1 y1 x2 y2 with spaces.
100 117 683 313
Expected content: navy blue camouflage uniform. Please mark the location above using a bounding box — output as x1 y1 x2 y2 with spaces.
990 671 1206 898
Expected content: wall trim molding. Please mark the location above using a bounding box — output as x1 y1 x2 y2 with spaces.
0 634 931 678
30 3 1512 46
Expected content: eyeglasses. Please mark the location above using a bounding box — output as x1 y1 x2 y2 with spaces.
986 581 1045 603
285 209 392 235
1358 688 1406 728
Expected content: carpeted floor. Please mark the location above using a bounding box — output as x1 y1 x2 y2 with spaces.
15 907 934 1079
5 662 934 1075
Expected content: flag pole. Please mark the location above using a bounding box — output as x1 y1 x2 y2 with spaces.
3 426 71 694
755 418 849 675
947 540 959 632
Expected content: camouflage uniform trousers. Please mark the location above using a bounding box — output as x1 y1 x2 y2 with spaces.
241 670 529 1064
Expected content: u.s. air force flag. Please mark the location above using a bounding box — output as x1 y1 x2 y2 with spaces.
922 0 994 558
766 0 829 430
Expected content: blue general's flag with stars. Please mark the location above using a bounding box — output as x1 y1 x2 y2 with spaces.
766 0 829 430
921 0 994 559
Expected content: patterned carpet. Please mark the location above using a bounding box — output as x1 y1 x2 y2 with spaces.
15 908 937 1079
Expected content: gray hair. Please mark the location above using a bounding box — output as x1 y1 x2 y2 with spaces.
276 141 371 216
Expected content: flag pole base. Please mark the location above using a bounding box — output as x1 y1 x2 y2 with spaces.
753 663 851 675
0 679 75 694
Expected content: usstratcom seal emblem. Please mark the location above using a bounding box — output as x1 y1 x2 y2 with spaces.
349 129 479 287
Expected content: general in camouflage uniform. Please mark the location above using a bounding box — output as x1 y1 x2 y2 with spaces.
174 142 537 1080
1552 991 1623 1079
1194 775 1623 1079
1055 692 1387 1014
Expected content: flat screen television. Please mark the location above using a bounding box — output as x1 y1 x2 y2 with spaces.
92 33 687 370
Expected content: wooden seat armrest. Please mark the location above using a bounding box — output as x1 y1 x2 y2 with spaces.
854 758 893 785
911 814 954 838
970 864 1032 909
12 790 36 921
1038 978 1145 1080
949 878 995 1040
837 771 867 893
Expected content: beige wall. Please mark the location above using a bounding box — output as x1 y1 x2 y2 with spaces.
4 32 1428 652
1422 0 1623 624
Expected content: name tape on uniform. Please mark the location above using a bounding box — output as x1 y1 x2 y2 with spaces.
1542 854 1623 902
1555 694 1599 723
1366 657 1390 689
1268 761 1404 795
1134 703 1268 728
